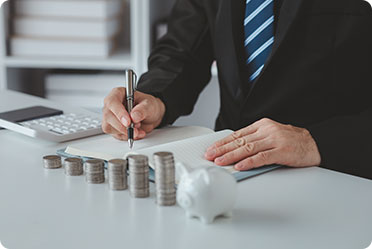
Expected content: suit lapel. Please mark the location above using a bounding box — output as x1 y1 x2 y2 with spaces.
215 0 244 99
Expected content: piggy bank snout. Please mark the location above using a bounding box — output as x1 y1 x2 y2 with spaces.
177 192 193 209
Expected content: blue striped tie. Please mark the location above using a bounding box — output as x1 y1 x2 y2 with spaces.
244 0 275 82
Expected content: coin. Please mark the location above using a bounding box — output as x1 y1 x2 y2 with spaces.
43 155 62 169
154 152 176 206
108 159 127 190
128 155 150 198
64 157 83 176
84 159 104 184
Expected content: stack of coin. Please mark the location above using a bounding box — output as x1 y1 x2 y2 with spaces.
64 157 83 176
84 159 105 184
108 159 127 190
128 155 149 198
43 155 62 169
153 152 176 206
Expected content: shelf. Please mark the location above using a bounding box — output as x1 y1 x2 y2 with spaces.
4 48 133 70
0 0 177 90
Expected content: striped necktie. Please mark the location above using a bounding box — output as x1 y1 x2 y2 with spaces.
244 0 275 82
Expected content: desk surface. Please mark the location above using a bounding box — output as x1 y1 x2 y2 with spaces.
0 90 371 249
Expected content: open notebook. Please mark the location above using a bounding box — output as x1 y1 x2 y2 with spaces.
59 126 280 182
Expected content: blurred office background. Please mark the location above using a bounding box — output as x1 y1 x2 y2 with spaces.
0 0 220 129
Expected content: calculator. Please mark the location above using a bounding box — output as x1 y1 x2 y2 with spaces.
0 106 103 142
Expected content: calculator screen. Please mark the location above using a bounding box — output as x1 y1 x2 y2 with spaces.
0 106 63 123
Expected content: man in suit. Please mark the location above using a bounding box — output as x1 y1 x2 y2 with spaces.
102 0 372 179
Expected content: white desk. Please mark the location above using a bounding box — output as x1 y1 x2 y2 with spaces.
0 90 371 249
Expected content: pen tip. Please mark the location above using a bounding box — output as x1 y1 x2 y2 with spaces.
128 139 133 149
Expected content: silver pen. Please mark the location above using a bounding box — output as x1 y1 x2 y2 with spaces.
125 69 137 149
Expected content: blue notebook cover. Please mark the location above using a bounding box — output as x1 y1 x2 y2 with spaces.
57 148 280 182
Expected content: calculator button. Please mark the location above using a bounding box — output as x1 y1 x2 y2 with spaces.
50 128 63 134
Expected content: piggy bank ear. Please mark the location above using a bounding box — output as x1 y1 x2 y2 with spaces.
197 169 211 185
176 162 191 177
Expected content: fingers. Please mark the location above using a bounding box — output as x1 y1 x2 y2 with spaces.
130 96 152 123
210 125 258 149
234 149 279 171
102 111 127 135
135 128 146 139
139 123 155 133
210 118 279 150
104 87 131 127
103 88 163 141
113 134 127 141
102 110 147 140
213 139 274 166
205 132 263 161
204 118 281 170
109 127 146 141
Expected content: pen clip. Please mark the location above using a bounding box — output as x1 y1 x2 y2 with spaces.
125 69 137 97
133 72 137 90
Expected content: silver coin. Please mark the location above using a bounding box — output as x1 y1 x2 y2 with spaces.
85 159 104 172
84 159 104 184
128 155 150 198
86 174 105 184
64 157 83 176
43 155 62 169
129 188 149 198
153 152 176 206
156 199 177 206
107 159 127 190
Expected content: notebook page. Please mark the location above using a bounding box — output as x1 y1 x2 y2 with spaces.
127 130 237 175
65 126 214 161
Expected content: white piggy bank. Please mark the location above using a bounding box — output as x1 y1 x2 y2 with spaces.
176 163 237 224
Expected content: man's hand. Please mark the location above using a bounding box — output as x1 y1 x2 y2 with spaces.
102 87 165 141
204 118 321 170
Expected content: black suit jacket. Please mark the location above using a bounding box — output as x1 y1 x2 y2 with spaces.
137 0 372 179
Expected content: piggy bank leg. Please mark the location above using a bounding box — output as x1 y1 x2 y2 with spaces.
200 215 215 224
186 212 195 219
223 211 233 218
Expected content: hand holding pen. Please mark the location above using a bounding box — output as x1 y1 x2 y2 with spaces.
101 71 166 144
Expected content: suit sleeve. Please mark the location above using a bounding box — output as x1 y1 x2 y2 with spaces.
136 0 214 126
307 1 372 179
